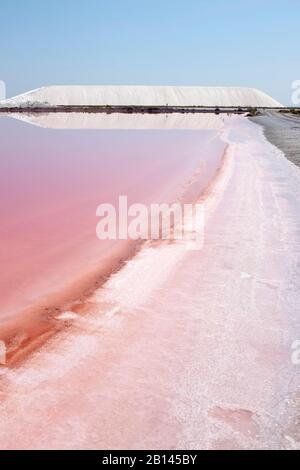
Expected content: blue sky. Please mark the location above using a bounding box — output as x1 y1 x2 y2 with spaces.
0 0 299 104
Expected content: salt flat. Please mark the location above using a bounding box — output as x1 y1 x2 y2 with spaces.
0 116 299 449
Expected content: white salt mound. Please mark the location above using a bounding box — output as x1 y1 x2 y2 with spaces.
1 86 282 107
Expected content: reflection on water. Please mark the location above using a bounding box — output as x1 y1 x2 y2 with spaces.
10 110 224 129
0 113 225 325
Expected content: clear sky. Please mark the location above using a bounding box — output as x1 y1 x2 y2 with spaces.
0 0 299 104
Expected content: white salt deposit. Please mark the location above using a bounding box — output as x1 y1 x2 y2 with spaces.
1 85 282 107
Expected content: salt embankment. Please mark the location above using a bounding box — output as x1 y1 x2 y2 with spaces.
1 85 282 107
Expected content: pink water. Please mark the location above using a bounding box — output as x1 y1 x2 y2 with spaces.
0 115 300 449
0 116 224 358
